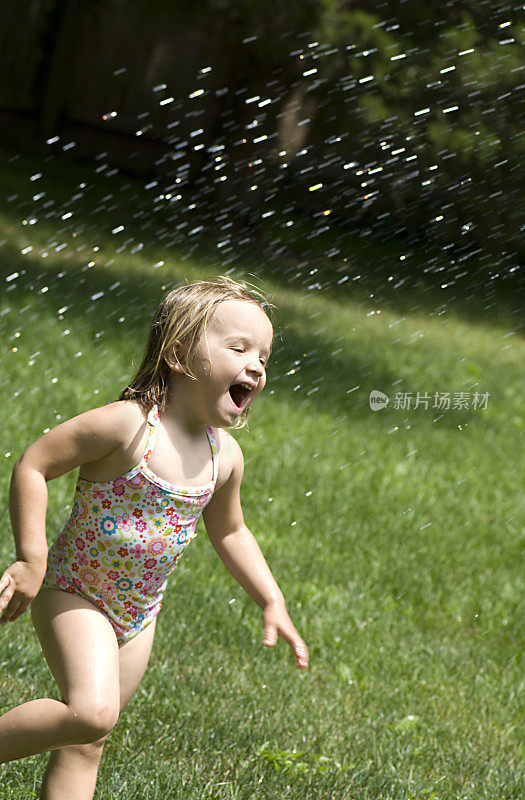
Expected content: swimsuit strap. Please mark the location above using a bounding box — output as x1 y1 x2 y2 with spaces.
206 426 219 486
138 405 160 468
141 406 218 486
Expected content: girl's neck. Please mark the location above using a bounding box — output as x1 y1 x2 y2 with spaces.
161 388 209 438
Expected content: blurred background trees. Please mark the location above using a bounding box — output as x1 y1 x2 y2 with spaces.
0 0 522 262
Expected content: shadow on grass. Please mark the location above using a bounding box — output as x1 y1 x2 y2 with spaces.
0 241 491 431
0 143 522 338
192 220 523 336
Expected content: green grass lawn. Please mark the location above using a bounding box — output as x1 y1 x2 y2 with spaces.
0 147 523 798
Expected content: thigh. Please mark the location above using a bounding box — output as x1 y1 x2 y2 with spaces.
118 618 157 711
31 588 120 712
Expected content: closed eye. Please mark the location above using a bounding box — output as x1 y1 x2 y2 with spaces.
229 345 269 365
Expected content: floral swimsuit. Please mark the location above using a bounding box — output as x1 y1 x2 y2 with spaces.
41 405 218 644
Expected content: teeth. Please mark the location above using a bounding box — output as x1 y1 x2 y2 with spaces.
240 383 253 391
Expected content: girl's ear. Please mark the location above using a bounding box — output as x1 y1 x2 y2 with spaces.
164 347 186 373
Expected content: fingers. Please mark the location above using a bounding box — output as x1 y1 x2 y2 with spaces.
1 593 29 624
1 600 24 625
0 573 14 619
0 588 16 623
263 629 309 669
0 572 28 624
293 639 309 670
262 623 278 647
0 562 44 625
281 619 309 669
0 569 12 597
262 610 309 669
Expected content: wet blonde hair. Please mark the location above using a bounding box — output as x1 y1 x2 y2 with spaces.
119 276 273 428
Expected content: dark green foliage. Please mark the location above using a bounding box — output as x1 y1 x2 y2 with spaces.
0 1 521 263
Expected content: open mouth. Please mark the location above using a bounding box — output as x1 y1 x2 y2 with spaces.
228 382 253 410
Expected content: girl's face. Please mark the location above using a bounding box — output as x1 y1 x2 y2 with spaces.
172 299 273 430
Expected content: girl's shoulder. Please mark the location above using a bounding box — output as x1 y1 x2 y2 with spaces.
69 400 147 446
20 401 150 483
103 399 147 424
213 428 244 491
102 399 149 440
214 427 242 458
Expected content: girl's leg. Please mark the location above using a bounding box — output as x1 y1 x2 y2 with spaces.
39 614 157 800
0 589 120 763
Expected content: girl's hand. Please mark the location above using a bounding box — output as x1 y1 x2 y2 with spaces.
0 560 47 625
262 599 309 670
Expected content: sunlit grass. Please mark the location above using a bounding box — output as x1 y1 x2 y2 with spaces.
0 149 523 799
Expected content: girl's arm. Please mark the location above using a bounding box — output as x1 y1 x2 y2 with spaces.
202 435 309 670
0 402 140 625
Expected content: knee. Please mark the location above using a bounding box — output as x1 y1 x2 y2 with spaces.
59 736 109 765
81 733 110 752
78 734 110 760
69 698 120 743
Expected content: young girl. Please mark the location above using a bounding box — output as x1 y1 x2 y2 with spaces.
0 276 308 798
